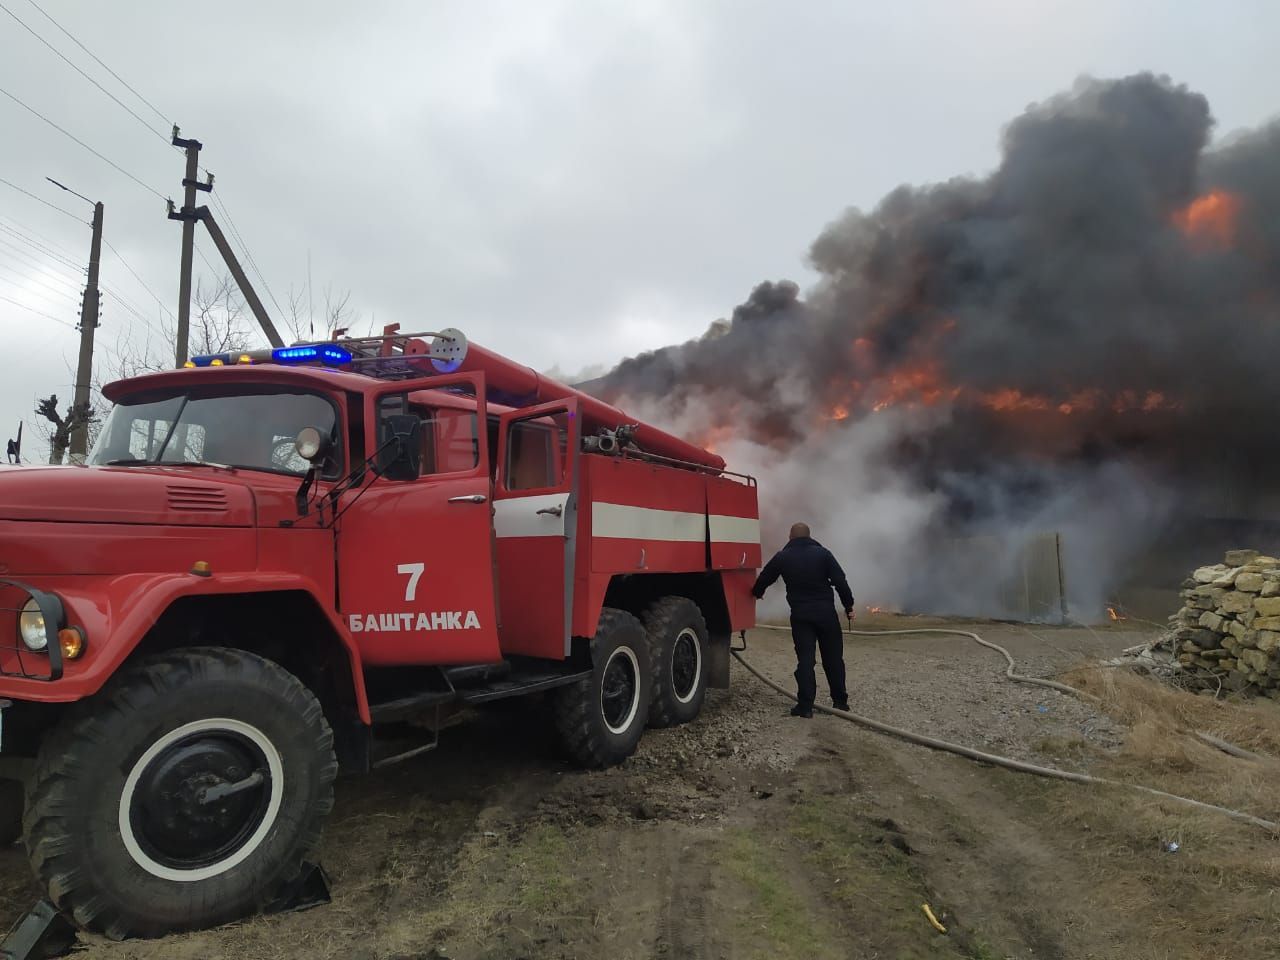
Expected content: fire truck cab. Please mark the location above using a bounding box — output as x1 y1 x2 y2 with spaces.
0 328 759 938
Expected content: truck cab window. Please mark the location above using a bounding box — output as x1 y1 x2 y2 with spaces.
412 407 478 475
506 412 569 491
90 389 340 477
392 385 483 477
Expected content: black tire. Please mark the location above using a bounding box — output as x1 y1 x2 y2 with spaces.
553 608 651 769
0 778 22 847
23 647 337 940
643 596 710 728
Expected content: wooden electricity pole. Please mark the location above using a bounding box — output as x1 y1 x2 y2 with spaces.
168 129 284 357
170 127 211 367
67 199 104 462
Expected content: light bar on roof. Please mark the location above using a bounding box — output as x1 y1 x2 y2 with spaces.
182 344 354 369
272 344 353 365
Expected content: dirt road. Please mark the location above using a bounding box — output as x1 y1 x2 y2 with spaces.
3 616 1278 959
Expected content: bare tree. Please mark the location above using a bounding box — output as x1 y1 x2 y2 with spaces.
283 282 362 342
36 395 93 465
189 274 253 357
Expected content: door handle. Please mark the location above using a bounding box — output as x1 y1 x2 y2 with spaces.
448 494 488 504
536 505 563 517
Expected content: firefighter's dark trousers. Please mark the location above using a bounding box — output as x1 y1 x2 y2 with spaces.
790 608 847 709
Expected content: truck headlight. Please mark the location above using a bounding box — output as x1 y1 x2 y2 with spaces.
18 597 48 652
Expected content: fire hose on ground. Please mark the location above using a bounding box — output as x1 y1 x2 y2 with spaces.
737 624 1279 833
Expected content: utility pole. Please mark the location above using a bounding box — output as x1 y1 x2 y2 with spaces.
170 126 212 367
167 129 284 352
47 177 103 464
68 200 104 463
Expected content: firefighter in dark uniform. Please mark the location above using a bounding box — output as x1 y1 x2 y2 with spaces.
751 523 855 718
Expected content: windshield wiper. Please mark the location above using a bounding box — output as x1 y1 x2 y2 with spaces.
154 460 233 470
103 458 234 470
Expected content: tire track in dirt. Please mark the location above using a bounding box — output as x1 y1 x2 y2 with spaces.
804 713 1122 959
654 832 712 960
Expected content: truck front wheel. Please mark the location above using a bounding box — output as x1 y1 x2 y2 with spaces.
643 596 709 727
23 648 337 939
553 608 651 768
0 778 22 847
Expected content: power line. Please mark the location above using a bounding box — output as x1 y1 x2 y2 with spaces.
0 175 86 221
0 221 82 270
0 235 84 281
0 225 84 271
0 290 76 328
100 279 146 318
210 191 283 316
21 0 171 129
0 251 79 291
0 85 167 201
195 241 219 277
0 261 77 301
0 210 80 260
101 284 164 340
102 238 176 321
0 1 169 144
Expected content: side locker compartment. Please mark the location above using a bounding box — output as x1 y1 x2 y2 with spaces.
493 399 579 659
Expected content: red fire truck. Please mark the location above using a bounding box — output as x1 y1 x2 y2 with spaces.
0 328 759 938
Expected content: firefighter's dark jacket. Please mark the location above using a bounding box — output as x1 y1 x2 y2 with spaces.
751 536 855 617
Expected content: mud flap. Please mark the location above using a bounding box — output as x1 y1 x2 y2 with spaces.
706 632 731 689
265 862 332 916
0 901 77 959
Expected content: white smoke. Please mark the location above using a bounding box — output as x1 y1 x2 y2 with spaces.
621 389 1174 623
622 390 945 620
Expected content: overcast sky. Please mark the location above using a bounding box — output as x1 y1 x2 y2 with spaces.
1 0 1277 458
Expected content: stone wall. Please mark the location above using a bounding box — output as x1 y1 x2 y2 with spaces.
1169 550 1280 695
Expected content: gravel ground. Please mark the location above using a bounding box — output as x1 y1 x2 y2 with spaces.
744 615 1134 765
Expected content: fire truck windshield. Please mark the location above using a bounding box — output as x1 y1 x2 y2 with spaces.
88 388 339 477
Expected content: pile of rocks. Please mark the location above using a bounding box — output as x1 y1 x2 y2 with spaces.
1169 549 1280 696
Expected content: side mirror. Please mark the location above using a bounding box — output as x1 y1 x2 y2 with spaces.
376 414 422 480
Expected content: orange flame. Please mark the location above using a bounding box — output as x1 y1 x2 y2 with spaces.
868 363 960 412
1173 190 1240 250
1106 606 1128 622
692 423 736 454
980 389 1053 413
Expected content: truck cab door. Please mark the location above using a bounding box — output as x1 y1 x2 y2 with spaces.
336 374 501 667
493 400 578 659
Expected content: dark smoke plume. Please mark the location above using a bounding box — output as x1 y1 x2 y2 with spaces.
588 74 1280 619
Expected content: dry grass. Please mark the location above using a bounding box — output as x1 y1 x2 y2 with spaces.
1067 664 1280 755
1064 664 1280 819
1025 664 1280 960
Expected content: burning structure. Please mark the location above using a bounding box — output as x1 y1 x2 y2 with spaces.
585 73 1280 621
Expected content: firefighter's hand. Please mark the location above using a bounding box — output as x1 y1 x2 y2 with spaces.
845 607 856 621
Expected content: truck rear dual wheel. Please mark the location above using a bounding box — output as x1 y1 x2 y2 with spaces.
553 608 652 769
643 597 710 728
0 778 22 847
23 647 338 940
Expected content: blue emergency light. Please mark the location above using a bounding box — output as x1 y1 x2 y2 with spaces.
184 343 354 369
272 345 353 365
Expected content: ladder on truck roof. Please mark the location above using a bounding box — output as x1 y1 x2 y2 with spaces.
254 325 746 478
